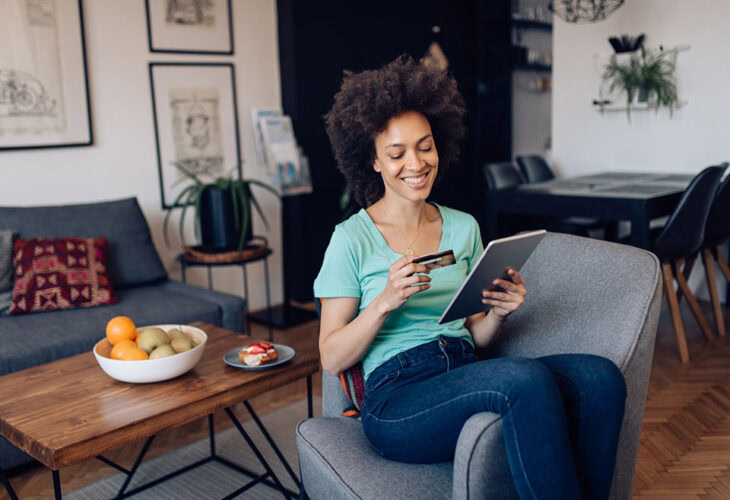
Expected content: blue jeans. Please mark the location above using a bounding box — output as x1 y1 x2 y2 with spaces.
361 335 627 500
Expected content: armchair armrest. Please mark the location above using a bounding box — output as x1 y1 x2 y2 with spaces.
452 412 517 500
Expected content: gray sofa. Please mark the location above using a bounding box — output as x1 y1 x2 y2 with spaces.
297 232 662 499
0 197 246 470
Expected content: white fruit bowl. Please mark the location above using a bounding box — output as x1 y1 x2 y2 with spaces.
93 324 207 383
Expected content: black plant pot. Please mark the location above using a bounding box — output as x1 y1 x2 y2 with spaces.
638 86 650 103
199 186 253 251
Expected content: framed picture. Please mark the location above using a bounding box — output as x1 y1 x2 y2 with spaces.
145 0 234 55
149 62 241 209
0 0 92 151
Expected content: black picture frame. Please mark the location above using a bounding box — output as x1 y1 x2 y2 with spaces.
0 0 93 151
149 62 242 209
145 0 235 55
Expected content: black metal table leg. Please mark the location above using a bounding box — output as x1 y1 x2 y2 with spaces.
264 257 273 341
115 435 155 498
52 469 62 500
0 467 18 500
207 266 213 290
209 413 216 457
630 207 651 249
243 401 301 489
181 260 187 283
307 375 313 418
224 407 290 499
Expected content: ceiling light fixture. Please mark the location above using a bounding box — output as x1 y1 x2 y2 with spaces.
551 0 625 23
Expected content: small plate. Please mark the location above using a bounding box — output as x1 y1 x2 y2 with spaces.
223 343 296 370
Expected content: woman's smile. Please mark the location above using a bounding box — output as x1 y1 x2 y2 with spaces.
400 170 430 189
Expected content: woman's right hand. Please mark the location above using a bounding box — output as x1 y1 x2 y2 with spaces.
376 255 432 314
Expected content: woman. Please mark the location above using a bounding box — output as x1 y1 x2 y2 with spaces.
314 55 626 500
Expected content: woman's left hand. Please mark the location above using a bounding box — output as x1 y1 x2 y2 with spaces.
481 267 527 321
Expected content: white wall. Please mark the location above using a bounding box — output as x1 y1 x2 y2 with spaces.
552 0 730 176
552 0 730 299
0 1 284 313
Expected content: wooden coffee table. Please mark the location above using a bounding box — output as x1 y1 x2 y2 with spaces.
0 323 319 499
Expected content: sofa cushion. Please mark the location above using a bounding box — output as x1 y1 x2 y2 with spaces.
10 237 116 314
0 198 167 289
0 282 223 376
0 229 14 315
297 417 453 500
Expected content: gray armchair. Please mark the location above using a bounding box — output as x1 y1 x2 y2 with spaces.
296 233 661 499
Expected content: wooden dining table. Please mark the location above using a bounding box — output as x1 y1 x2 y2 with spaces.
485 171 695 249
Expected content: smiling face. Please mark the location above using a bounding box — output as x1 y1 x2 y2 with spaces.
373 110 439 204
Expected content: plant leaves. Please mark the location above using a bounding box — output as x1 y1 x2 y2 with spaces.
236 183 250 251
248 184 270 230
178 188 199 248
170 161 203 186
193 187 203 241
231 182 240 230
163 184 197 247
246 179 282 200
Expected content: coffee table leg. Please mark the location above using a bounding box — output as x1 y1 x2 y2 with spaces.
116 435 155 497
52 470 62 500
224 407 289 499
242 401 301 489
209 413 216 457
0 467 18 500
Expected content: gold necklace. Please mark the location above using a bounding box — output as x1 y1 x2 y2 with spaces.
380 205 423 256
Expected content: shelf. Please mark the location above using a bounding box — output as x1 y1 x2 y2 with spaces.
592 100 688 112
514 63 552 72
511 19 553 31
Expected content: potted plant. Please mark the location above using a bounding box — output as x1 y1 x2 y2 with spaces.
163 162 280 252
602 47 679 120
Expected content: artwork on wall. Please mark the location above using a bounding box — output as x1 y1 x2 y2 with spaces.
145 0 234 55
149 62 241 209
0 0 92 151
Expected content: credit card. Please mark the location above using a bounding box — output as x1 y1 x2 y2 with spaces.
413 249 456 270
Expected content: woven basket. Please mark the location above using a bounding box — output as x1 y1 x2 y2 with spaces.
183 237 269 264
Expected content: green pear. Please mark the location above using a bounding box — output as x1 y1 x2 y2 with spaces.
166 328 187 343
171 337 194 353
149 344 176 359
137 327 169 354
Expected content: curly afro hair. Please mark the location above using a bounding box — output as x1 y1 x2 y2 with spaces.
324 54 467 207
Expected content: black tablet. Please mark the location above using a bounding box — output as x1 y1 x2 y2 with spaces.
438 230 546 324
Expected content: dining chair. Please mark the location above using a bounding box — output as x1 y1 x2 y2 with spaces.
482 162 536 236
649 165 725 363
484 161 601 239
482 162 526 190
516 155 556 183
684 163 730 337
516 155 608 237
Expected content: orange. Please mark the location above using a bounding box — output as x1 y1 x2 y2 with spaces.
106 316 136 345
110 339 138 360
120 348 148 361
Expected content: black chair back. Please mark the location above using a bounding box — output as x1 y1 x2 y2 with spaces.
652 165 725 260
482 162 525 191
703 163 730 247
516 155 556 183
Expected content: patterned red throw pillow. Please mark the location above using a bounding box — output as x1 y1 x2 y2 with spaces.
9 237 117 314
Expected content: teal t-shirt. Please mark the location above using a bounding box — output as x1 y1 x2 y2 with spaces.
313 203 484 380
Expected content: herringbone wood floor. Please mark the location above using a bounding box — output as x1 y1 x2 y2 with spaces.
3 299 730 499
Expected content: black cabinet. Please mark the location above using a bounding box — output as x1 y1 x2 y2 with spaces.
277 0 512 300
